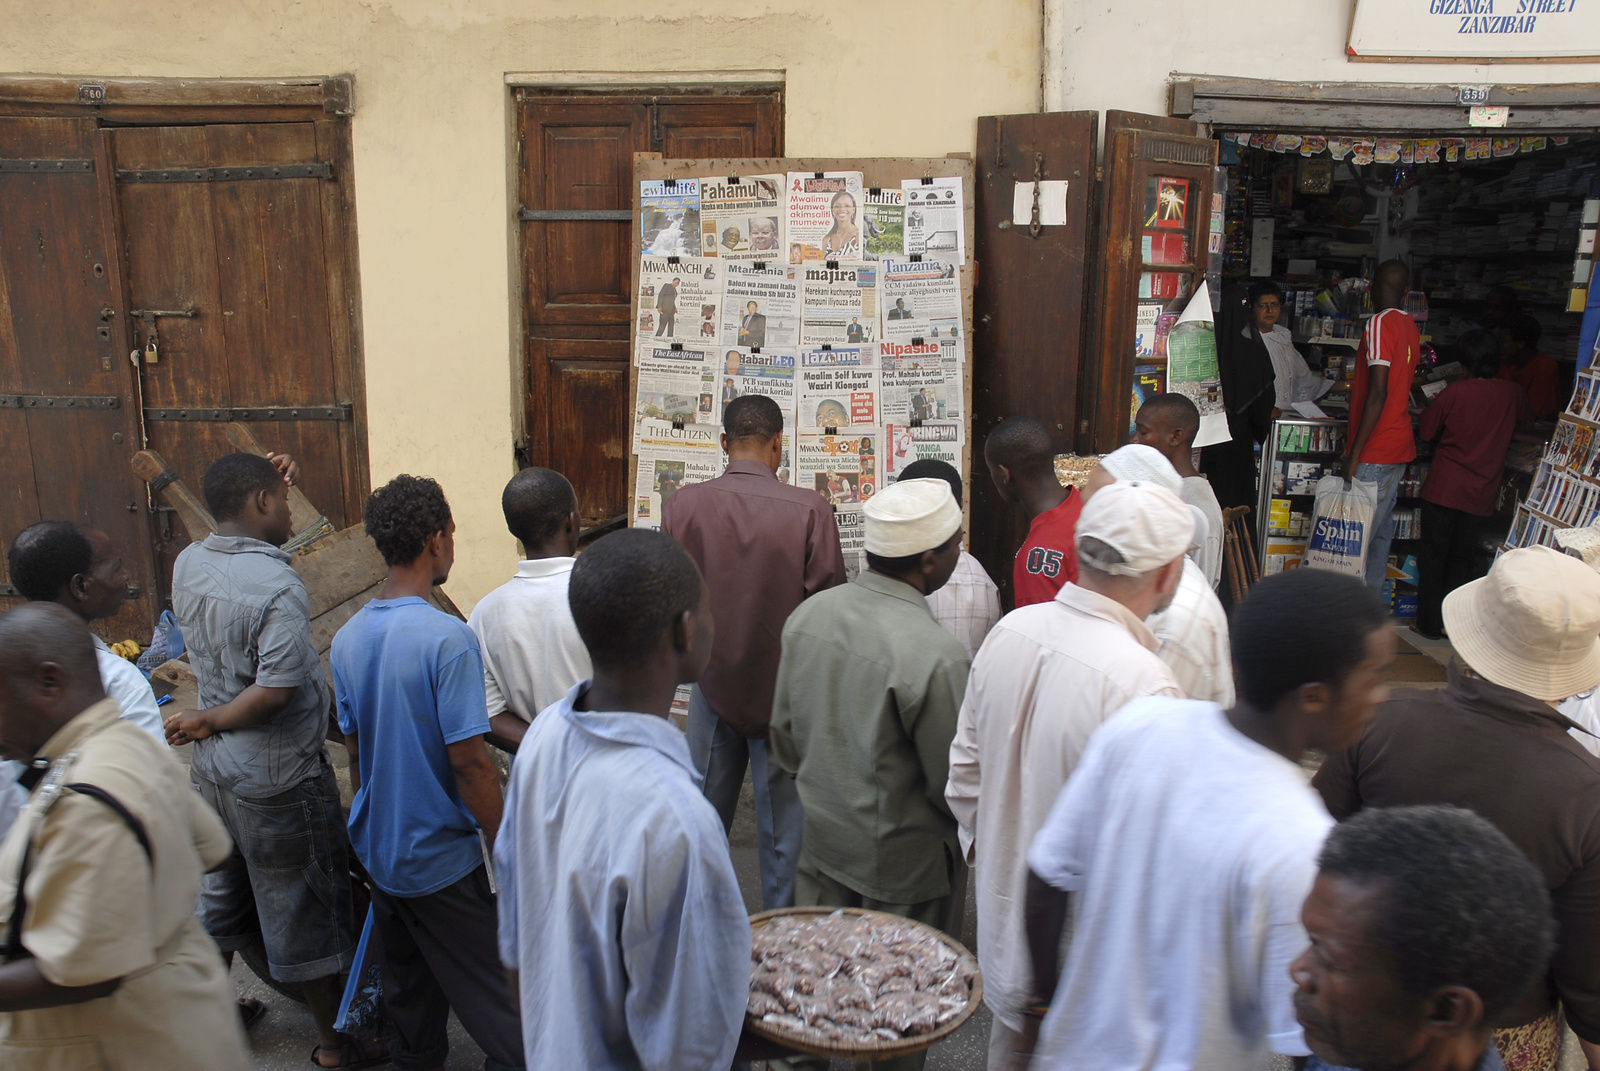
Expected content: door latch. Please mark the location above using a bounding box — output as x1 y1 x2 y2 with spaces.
129 307 196 365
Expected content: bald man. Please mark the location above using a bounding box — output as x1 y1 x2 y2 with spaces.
0 604 248 1070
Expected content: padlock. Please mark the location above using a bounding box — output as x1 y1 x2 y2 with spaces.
145 339 159 365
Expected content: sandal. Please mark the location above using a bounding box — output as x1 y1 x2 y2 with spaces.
237 996 267 1031
310 1037 391 1069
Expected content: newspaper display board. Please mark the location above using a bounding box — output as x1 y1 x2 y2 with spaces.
628 155 976 571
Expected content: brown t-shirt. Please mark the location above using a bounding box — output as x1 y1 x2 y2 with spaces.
1313 665 1600 1040
663 460 847 737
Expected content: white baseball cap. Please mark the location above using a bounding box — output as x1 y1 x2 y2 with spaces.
1074 480 1194 576
864 478 962 557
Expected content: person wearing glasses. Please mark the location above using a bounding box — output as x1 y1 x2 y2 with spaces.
1247 281 1331 419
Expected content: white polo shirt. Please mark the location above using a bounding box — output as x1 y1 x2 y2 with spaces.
467 558 592 722
92 634 164 743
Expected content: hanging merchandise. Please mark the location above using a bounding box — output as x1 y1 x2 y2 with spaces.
1224 131 1574 163
1165 281 1230 448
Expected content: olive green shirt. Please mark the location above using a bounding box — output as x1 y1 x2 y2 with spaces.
770 570 971 904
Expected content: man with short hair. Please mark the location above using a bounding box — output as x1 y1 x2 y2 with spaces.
1343 259 1422 589
947 479 1187 1066
495 529 750 1069
1132 393 1225 589
663 393 845 910
1314 546 1600 1061
0 604 250 1070
467 467 591 750
654 275 679 337
985 415 1080 607
1014 568 1394 1070
771 477 970 1071
333 475 523 1071
900 458 1001 658
6 522 163 741
1294 806 1556 1071
165 451 367 1067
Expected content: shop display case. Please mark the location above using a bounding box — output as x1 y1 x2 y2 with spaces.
1257 417 1347 576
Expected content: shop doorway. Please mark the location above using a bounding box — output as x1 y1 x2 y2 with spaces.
514 86 783 531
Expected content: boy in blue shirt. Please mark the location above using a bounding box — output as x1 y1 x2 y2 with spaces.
333 475 523 1071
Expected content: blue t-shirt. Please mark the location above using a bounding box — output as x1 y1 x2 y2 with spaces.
332 596 492 897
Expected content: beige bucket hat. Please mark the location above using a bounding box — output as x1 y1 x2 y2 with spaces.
1442 545 1600 701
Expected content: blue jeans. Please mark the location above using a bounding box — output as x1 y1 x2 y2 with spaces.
1355 461 1405 591
686 685 801 910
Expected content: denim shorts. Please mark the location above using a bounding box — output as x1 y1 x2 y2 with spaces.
193 761 356 983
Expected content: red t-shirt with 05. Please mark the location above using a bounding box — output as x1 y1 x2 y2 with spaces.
1012 489 1082 607
1349 308 1422 465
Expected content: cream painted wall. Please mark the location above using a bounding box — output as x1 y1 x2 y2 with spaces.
0 0 1042 609
1050 0 1600 117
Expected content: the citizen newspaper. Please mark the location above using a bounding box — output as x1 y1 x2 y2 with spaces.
798 345 879 431
634 343 716 431
720 261 800 350
862 187 905 260
640 179 701 258
885 420 964 478
800 261 878 346
630 418 723 530
638 255 723 345
902 177 965 264
795 430 879 579
698 174 785 260
786 171 864 262
716 347 797 427
879 257 962 342
879 339 963 424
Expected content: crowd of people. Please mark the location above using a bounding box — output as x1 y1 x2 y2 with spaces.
0 384 1597 1071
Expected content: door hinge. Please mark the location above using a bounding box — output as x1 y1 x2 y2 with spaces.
0 394 120 410
0 159 93 174
116 163 333 184
649 99 663 152
142 404 352 422
517 208 632 221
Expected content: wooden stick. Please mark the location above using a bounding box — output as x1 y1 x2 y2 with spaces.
129 450 217 542
223 423 323 535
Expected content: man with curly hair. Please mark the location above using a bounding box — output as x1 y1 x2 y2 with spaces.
333 475 523 1071
166 451 375 1066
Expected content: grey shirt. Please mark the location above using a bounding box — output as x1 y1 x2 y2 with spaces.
172 534 330 796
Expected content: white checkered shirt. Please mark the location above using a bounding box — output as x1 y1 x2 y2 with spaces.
926 550 1002 658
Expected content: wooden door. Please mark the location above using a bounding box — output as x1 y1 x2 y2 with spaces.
971 111 1099 607
1086 112 1218 452
110 122 366 597
0 117 154 638
517 90 782 528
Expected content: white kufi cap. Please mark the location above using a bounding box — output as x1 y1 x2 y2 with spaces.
863 478 962 557
1098 443 1182 495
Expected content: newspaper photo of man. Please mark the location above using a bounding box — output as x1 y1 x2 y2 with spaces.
739 301 768 349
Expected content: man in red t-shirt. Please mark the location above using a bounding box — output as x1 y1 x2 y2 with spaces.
1499 314 1561 422
1344 260 1422 590
985 415 1082 607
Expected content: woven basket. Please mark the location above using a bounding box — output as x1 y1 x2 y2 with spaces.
1054 453 1104 491
744 906 984 1060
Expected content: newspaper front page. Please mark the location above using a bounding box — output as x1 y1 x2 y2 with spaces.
1167 281 1230 448
786 172 864 262
698 174 785 260
902 178 965 264
720 261 800 350
880 258 962 342
800 262 878 346
640 179 701 258
885 420 965 478
798 345 879 431
795 430 879 579
630 418 724 530
880 354 962 425
635 343 717 431
637 256 723 345
715 348 797 428
862 187 905 261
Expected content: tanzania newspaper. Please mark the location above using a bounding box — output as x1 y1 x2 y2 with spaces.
640 179 701 258
698 174 785 260
635 343 716 432
795 430 879 579
902 178 965 264
716 348 797 427
800 262 878 346
630 418 723 530
879 258 962 342
720 261 800 350
862 187 905 261
885 421 964 478
786 172 864 262
798 345 879 431
637 255 723 345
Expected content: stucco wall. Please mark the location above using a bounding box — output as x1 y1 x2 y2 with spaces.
1049 0 1600 117
0 0 1042 609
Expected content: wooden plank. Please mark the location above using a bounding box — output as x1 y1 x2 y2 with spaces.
313 117 370 526
309 578 382 654
1187 100 1600 132
291 525 387 618
0 75 332 110
1172 75 1600 109
225 422 322 535
129 449 216 540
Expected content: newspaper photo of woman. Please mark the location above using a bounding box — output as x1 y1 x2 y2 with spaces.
750 216 781 253
822 191 861 257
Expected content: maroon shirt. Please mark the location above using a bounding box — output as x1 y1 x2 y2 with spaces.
663 460 847 737
1418 377 1531 516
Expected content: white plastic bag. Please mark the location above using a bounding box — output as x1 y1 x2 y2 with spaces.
1302 474 1379 578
